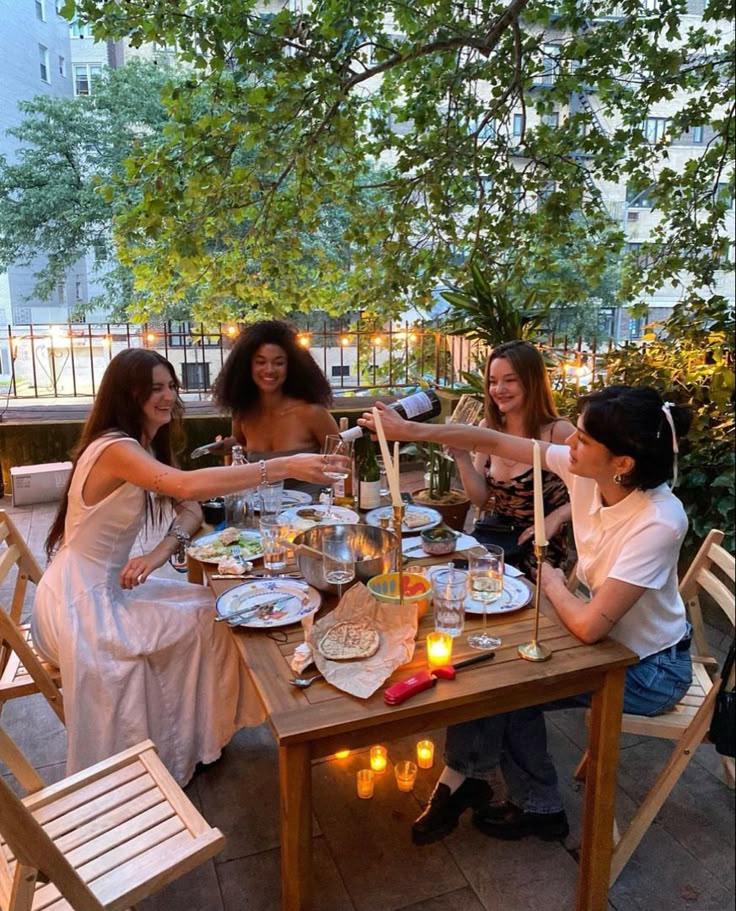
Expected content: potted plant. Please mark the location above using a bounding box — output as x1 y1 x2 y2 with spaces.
402 441 470 531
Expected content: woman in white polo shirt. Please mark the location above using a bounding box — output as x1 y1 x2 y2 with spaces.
359 386 692 844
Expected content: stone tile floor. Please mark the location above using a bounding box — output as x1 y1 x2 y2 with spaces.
1 495 734 911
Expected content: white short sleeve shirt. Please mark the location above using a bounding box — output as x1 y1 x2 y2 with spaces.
545 444 689 658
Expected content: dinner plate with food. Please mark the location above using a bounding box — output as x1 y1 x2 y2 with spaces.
278 504 360 530
365 504 443 533
187 527 263 564
215 578 321 629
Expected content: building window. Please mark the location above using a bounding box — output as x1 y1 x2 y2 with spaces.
513 113 524 137
39 45 49 82
642 117 670 143
70 17 92 38
181 362 210 390
58 55 66 77
691 125 704 143
35 0 45 21
626 184 656 208
331 365 350 378
534 45 559 86
541 111 559 129
74 63 102 95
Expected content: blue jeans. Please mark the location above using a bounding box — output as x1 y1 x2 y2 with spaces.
444 643 693 814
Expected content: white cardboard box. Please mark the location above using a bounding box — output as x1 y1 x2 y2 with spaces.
11 461 73 507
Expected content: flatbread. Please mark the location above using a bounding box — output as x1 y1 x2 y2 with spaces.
318 621 381 661
404 510 429 529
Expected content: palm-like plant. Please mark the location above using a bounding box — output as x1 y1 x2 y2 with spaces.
439 261 549 347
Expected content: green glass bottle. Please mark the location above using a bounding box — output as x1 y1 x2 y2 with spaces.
357 437 381 511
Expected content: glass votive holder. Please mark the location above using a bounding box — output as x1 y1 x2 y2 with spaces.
370 744 388 774
416 739 435 770
426 630 453 669
394 760 418 792
356 769 375 799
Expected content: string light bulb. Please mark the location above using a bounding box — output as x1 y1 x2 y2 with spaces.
297 333 310 348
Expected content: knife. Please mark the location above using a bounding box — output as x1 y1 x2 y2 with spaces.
383 652 495 706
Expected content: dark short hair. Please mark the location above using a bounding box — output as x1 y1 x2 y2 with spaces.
581 385 691 490
211 319 332 416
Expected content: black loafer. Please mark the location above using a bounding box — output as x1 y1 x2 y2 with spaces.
473 801 569 841
412 778 492 846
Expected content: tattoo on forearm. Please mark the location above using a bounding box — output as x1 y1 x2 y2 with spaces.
600 611 617 627
152 472 168 494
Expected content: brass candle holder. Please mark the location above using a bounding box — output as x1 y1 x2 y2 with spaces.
391 503 406 608
518 543 551 662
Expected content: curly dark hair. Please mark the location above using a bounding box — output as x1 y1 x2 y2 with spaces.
211 319 333 416
581 385 691 490
45 349 184 558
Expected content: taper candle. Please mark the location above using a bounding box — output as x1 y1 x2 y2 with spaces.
373 407 402 507
532 440 548 546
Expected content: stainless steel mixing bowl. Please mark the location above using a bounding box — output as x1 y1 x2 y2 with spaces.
293 524 399 594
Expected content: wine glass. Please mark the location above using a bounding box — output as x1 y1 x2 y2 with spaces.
322 535 355 600
467 545 504 650
321 434 353 519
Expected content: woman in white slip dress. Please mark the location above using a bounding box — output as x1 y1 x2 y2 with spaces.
32 349 344 785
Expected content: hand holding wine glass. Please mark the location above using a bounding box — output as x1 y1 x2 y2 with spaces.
322 434 353 518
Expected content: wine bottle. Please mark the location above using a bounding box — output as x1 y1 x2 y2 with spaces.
224 445 252 527
357 437 382 511
333 418 356 508
339 389 442 442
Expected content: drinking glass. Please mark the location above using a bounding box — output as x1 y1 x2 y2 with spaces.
376 456 390 497
321 434 353 518
431 568 467 637
467 545 504 651
258 480 284 517
259 515 288 573
322 535 355 599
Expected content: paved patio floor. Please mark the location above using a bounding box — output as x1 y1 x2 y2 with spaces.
1 495 734 911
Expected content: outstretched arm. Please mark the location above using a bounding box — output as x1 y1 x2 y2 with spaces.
94 439 345 502
359 402 555 470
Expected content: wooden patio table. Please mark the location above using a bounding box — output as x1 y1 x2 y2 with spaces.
189 555 636 911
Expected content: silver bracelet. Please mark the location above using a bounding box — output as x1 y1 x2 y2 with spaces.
165 524 191 557
259 459 268 485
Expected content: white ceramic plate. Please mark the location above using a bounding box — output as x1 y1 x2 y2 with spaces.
426 567 532 615
253 489 313 511
278 504 360 528
187 529 263 564
215 579 321 629
365 504 442 533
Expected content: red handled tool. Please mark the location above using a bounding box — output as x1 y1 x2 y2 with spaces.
383 651 495 705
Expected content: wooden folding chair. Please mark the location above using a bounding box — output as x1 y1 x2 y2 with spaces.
575 528 735 884
0 511 64 723
0 727 225 910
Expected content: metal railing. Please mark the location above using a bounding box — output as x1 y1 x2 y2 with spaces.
0 320 618 402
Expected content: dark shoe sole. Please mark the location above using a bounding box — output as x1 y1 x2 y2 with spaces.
412 779 492 846
473 807 569 842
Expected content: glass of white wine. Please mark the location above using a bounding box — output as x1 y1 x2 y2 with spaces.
467 545 504 651
321 434 353 518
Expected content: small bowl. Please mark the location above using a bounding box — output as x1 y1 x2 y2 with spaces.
420 527 460 555
367 572 431 619
201 498 225 525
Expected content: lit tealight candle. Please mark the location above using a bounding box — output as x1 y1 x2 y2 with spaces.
334 749 350 759
370 745 388 774
426 631 453 669
394 760 418 792
356 769 375 799
416 739 435 769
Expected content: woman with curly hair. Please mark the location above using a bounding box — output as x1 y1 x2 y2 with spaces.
211 320 338 492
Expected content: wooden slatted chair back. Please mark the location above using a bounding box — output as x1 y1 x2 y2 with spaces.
0 511 64 723
0 726 225 911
